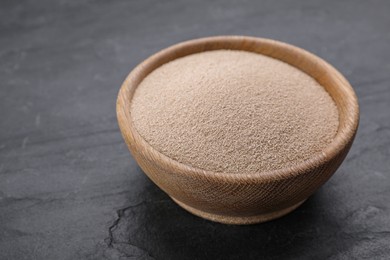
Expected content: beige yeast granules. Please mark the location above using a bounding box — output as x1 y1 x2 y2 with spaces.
131 50 339 174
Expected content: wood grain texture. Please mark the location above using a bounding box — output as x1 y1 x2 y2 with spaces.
117 36 359 224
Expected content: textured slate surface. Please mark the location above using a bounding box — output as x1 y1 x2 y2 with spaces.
1 0 389 259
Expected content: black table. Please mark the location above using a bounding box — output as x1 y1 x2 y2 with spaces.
1 1 389 259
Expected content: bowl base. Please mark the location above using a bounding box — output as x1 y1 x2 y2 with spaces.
171 197 306 225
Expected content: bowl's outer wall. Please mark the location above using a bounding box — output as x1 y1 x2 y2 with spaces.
117 36 359 221
127 133 354 217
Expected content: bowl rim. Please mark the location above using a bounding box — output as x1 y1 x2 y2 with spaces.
117 35 359 182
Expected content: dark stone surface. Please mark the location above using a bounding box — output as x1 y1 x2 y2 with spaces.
1 0 389 259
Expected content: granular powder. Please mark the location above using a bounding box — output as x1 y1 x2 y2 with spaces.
131 50 339 174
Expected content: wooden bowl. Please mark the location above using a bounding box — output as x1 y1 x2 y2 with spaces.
117 36 359 225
